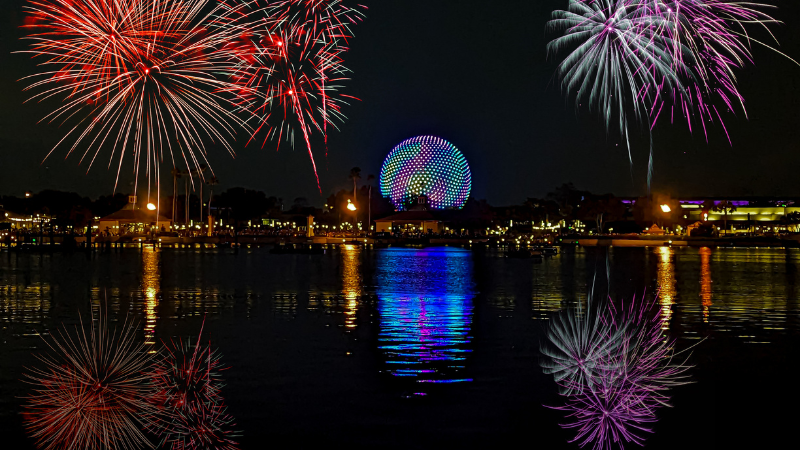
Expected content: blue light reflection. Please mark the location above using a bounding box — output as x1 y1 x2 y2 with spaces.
376 247 475 385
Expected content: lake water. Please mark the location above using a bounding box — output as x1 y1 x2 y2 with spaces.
1 246 798 448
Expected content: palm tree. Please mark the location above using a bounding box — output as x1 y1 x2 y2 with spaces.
191 164 208 222
713 200 738 234
184 170 190 225
206 176 219 218
205 176 219 236
366 174 375 232
171 168 182 223
349 167 361 202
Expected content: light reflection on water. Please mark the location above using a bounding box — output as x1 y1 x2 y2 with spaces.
341 245 362 330
0 246 799 449
657 247 677 330
142 246 159 349
375 248 475 385
0 246 798 347
638 247 797 341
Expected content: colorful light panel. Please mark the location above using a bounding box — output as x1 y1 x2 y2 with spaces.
379 136 472 210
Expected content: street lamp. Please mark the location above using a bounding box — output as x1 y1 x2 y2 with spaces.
346 200 358 236
660 204 671 213
147 203 157 211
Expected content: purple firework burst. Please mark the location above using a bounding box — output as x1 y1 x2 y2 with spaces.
548 0 793 183
544 293 694 449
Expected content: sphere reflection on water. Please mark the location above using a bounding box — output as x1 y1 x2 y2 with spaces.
375 247 475 385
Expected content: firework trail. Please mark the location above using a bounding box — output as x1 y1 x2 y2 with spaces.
230 0 366 191
543 293 694 449
150 321 239 449
547 0 790 187
21 312 159 450
21 0 252 193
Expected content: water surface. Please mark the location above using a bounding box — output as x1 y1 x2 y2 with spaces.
1 246 798 448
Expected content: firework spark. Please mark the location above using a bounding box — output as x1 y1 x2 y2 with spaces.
21 0 251 192
230 0 366 191
21 312 158 450
547 0 790 184
540 294 627 395
634 0 785 142
547 0 688 162
150 322 239 449
543 294 694 449
162 404 240 450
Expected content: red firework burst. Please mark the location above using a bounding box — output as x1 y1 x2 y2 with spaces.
21 313 159 450
21 0 251 191
231 0 366 191
164 404 240 450
150 322 239 449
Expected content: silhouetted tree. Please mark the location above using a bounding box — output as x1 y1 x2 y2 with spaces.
578 195 626 233
349 167 361 202
216 188 271 227
713 200 738 233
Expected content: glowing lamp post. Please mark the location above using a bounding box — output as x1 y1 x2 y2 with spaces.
146 203 157 237
347 200 357 235
658 204 672 233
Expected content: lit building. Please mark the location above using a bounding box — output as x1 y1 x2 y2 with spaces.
98 199 171 235
0 209 50 230
375 210 444 234
619 197 800 233
681 202 800 222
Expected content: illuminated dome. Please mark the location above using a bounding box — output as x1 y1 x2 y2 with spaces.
379 136 472 210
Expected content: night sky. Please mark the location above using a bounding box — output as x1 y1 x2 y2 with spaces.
1 0 799 206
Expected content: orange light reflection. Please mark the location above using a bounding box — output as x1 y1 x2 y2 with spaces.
341 245 361 329
142 246 160 350
657 247 676 330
